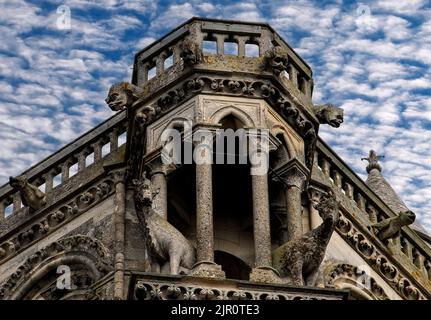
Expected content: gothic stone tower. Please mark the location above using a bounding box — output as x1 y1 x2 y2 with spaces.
1 18 430 300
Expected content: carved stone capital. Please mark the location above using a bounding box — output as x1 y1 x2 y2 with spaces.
273 158 309 189
107 167 127 185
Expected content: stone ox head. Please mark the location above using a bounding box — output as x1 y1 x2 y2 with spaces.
264 46 289 76
313 189 339 223
105 82 140 111
9 176 27 189
398 210 416 225
314 103 344 128
133 176 159 209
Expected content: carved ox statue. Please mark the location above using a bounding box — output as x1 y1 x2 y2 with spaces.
9 176 46 211
272 190 339 286
134 176 196 275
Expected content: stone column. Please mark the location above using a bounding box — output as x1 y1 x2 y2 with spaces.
274 159 308 241
252 173 272 268
110 168 126 299
249 171 281 283
148 161 168 220
191 134 224 278
249 134 281 283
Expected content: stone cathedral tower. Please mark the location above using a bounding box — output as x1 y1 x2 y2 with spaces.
1 18 430 300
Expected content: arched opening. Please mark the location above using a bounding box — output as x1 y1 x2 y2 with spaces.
21 262 97 300
214 250 251 280
212 115 254 268
269 134 290 246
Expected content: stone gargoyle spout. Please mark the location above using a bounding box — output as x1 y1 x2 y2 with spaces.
105 82 144 111
312 103 344 128
9 175 46 211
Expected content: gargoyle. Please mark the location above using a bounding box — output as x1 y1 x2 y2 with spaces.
9 176 46 211
105 82 144 111
369 210 415 241
312 103 344 128
272 190 339 286
134 176 196 275
263 46 289 76
180 36 203 66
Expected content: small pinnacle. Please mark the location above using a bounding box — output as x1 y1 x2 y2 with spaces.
361 150 384 173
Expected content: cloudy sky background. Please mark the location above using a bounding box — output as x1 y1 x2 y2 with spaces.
0 0 430 231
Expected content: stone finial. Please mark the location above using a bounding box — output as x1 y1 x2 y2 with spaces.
361 150 384 173
105 82 144 111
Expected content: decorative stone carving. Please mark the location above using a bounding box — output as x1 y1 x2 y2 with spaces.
0 178 114 264
323 262 389 300
361 149 384 173
133 278 346 300
9 175 46 211
312 103 344 128
133 176 196 275
0 235 112 299
142 76 317 169
180 36 203 66
105 82 144 111
272 190 339 286
336 211 426 299
369 210 416 241
263 46 289 76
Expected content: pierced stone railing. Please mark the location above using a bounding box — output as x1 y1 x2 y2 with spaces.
314 138 431 288
0 111 127 224
132 18 313 100
131 274 347 300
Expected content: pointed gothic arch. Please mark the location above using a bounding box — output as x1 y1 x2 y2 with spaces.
0 235 112 300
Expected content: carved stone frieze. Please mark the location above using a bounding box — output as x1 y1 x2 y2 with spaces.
137 75 317 169
336 211 427 300
133 279 346 300
0 235 112 299
0 179 115 265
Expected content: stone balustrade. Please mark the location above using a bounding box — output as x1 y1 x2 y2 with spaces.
0 111 127 222
314 138 431 285
132 18 313 100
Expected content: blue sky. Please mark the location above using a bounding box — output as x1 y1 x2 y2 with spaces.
0 0 430 231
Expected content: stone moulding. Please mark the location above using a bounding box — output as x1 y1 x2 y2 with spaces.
0 177 115 265
133 74 318 169
336 210 429 300
132 276 347 300
324 262 389 300
0 234 113 299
